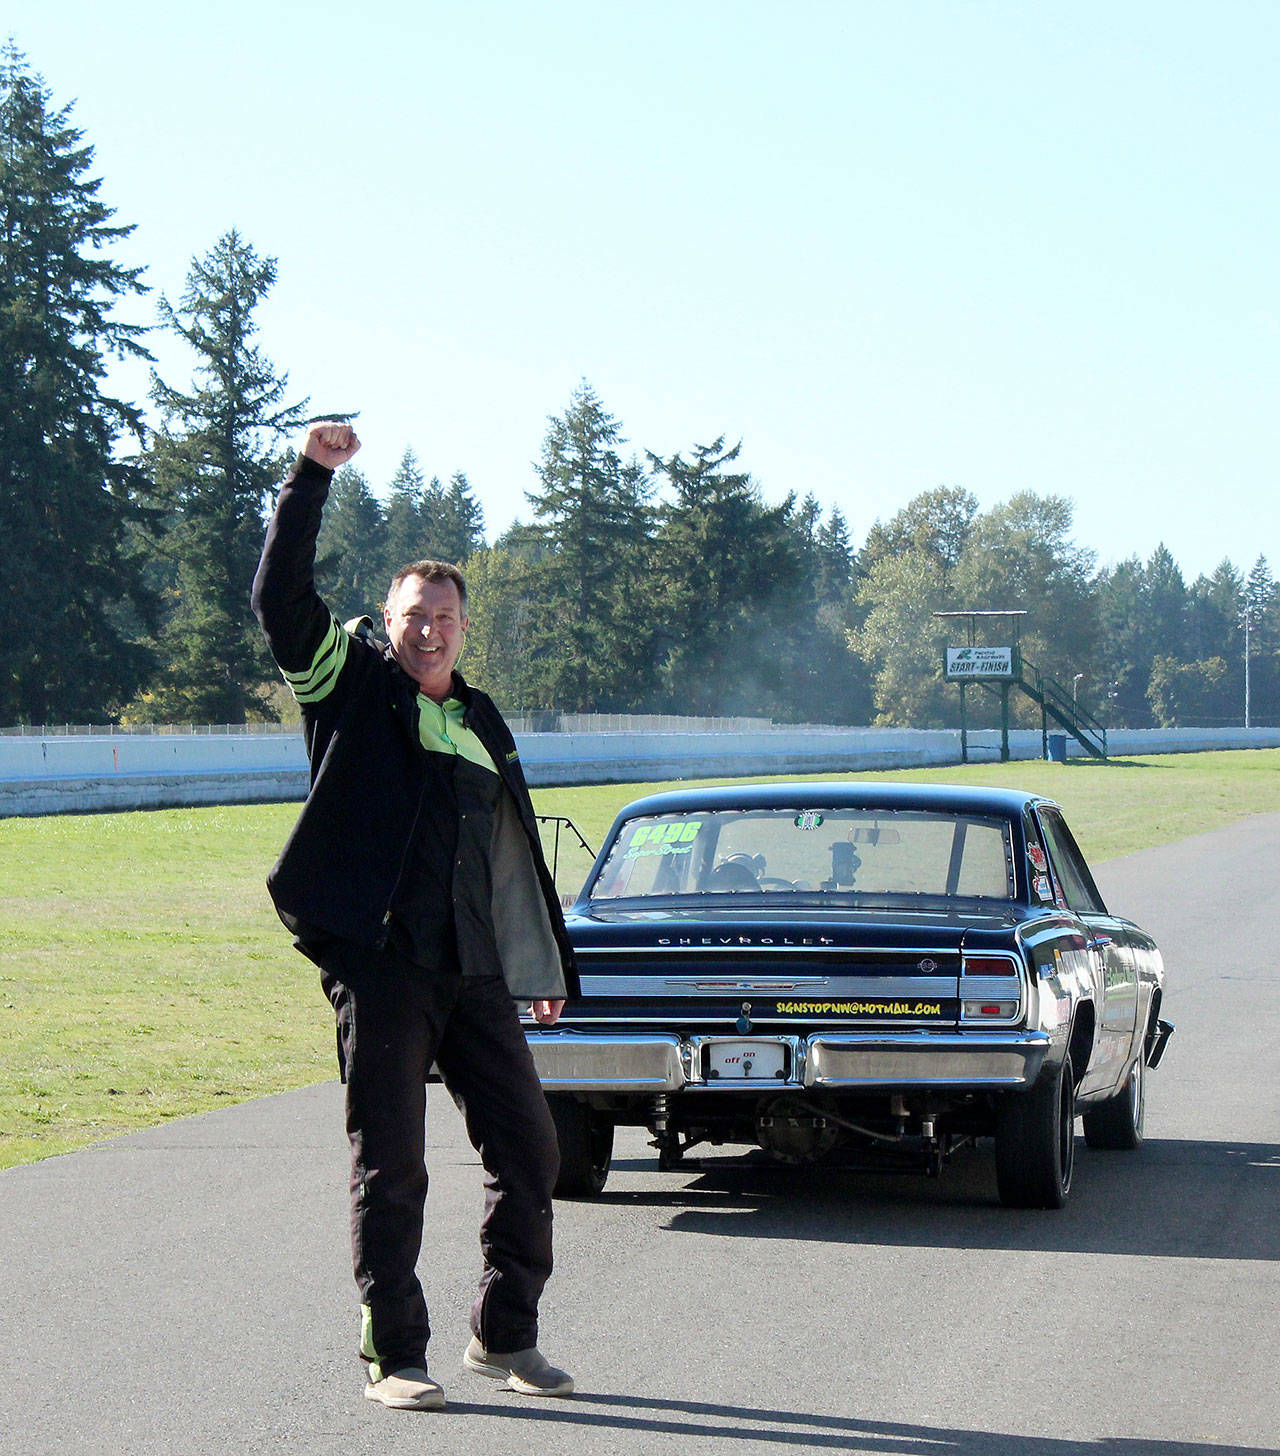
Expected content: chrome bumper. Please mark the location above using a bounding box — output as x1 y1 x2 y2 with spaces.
527 1033 686 1091
526 1029 1052 1092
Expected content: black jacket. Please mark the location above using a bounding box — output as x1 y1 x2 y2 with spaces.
251 455 577 999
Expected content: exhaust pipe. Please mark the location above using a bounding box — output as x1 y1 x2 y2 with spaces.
1145 1018 1175 1069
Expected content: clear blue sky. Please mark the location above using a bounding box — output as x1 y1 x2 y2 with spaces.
9 0 1278 581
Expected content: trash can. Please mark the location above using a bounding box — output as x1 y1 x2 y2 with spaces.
1046 733 1067 763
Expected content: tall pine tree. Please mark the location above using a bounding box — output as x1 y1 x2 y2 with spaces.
648 436 803 716
374 456 485 602
523 381 654 711
0 45 152 722
1095 544 1189 728
141 231 306 721
315 464 387 623
434 470 486 564
1186 560 1243 666
777 498 869 724
1243 555 1279 723
381 447 428 581
814 506 855 608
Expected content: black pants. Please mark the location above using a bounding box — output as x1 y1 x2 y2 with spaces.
318 947 559 1377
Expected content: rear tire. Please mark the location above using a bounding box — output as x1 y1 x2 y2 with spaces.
547 1094 614 1198
995 1054 1075 1209
1082 1057 1145 1150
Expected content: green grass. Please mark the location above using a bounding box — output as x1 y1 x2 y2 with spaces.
3 749 1278 1170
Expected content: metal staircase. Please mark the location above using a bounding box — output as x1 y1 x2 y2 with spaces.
974 658 1108 759
1019 659 1108 759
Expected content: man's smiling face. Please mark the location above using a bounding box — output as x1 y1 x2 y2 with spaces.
383 573 469 702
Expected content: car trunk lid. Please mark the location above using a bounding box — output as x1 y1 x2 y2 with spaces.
564 911 996 1029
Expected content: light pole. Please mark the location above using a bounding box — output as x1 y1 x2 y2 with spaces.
1072 672 1084 708
1243 610 1252 729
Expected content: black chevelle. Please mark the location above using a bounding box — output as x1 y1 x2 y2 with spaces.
525 782 1173 1208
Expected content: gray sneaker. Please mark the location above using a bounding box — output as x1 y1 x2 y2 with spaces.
364 1366 446 1410
463 1335 574 1396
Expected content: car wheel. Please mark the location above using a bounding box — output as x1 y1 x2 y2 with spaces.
1082 1056 1145 1150
547 1094 614 1198
994 1053 1075 1209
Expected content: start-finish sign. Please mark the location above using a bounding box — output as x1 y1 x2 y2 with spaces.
944 646 1017 680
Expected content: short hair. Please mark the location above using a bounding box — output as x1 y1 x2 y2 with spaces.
387 559 468 616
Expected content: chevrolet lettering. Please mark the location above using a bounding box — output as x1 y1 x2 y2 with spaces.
656 935 836 946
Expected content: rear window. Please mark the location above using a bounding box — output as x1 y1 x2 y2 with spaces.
589 806 1015 904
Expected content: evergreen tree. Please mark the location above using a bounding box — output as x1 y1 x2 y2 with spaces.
769 497 870 724
1243 556 1277 644
378 458 485 577
316 464 386 623
1127 560 1249 729
141 231 306 722
794 492 823 579
1243 555 1279 723
1095 545 1189 728
1094 556 1151 727
434 470 486 564
648 435 805 716
1186 560 1242 666
814 505 855 608
382 447 428 579
0 45 152 722
805 503 871 723
417 474 447 555
1144 544 1189 659
523 381 655 711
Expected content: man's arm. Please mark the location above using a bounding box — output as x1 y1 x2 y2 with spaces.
251 420 363 679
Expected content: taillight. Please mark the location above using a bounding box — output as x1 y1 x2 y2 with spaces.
961 953 1022 1022
963 955 1020 976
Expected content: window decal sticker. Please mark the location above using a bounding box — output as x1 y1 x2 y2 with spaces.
625 821 701 859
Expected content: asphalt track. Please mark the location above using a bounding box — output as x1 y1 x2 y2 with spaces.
2 810 1277 1455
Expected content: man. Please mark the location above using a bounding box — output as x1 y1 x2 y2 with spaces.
252 419 577 1411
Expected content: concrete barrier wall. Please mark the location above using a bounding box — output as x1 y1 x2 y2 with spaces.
2 724 1278 817
0 732 304 780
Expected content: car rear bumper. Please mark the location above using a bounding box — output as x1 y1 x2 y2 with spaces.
525 1028 1052 1093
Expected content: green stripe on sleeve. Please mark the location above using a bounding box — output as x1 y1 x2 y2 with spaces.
281 615 350 704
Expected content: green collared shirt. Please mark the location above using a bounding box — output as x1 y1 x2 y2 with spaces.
416 693 498 776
